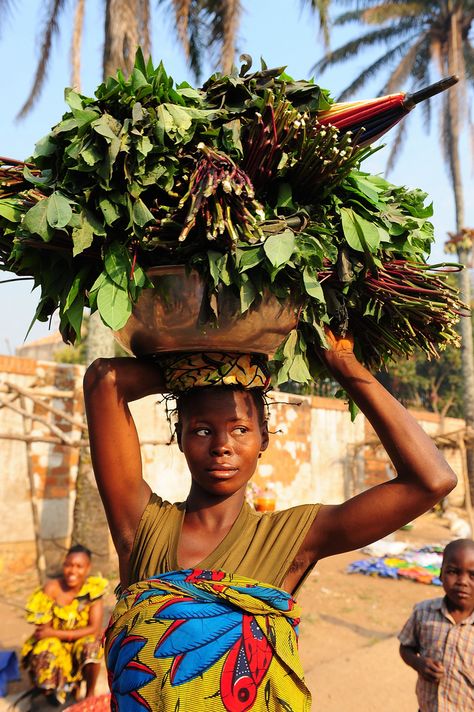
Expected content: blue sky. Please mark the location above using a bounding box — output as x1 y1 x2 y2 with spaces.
0 1 472 353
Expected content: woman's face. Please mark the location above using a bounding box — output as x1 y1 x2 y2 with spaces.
62 552 91 589
177 388 269 499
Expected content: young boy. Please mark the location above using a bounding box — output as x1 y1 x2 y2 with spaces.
398 538 474 711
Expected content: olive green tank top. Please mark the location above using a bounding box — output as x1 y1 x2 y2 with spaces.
129 493 321 594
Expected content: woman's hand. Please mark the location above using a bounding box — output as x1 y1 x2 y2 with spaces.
320 326 354 357
33 624 57 641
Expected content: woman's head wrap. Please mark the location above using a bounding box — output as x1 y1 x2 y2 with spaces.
162 352 270 393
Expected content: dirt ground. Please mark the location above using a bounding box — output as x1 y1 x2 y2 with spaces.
0 511 460 711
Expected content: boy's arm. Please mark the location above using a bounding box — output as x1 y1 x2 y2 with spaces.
400 644 444 682
83 357 166 574
294 331 457 564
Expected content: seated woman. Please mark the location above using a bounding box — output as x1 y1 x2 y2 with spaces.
21 545 108 707
83 335 457 711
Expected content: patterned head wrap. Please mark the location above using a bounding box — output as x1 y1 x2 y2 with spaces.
162 352 271 393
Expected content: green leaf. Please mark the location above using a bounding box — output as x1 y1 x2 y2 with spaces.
32 133 56 158
283 329 298 359
46 192 73 229
340 208 380 253
131 67 149 92
104 243 131 289
132 198 154 227
303 268 324 302
0 201 22 223
208 250 224 288
276 183 295 210
64 268 88 311
80 144 102 166
263 230 295 268
133 46 147 76
23 165 53 186
288 353 311 383
62 292 84 340
92 114 121 141
164 103 193 135
222 119 243 156
72 219 94 256
64 88 84 111
237 246 264 272
23 200 54 241
72 108 99 129
53 117 78 134
99 197 121 225
83 208 107 237
156 105 174 139
239 274 256 312
97 277 132 329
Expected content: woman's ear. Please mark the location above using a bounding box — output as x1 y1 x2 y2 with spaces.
260 421 269 452
176 423 183 452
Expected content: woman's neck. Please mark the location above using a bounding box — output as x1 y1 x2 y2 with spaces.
185 487 246 530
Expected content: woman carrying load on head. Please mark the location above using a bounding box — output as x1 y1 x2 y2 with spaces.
83 332 456 711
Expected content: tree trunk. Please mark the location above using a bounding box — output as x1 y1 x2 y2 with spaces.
72 1 142 564
71 445 115 574
103 0 141 78
447 9 474 503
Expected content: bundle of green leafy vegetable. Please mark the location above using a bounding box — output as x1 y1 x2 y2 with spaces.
0 51 465 384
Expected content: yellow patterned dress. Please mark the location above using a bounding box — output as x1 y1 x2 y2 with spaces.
21 576 108 701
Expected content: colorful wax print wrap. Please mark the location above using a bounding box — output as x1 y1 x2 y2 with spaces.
21 576 108 704
105 569 311 711
162 352 270 393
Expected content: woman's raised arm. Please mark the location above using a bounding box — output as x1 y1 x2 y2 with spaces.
299 332 457 564
83 358 165 575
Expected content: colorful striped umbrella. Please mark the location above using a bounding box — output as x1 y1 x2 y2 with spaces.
317 76 458 145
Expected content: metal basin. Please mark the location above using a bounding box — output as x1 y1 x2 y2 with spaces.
113 265 301 356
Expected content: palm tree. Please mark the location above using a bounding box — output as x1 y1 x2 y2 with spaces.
314 0 474 497
0 0 247 557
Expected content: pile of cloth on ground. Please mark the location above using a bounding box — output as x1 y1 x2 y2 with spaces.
347 541 446 585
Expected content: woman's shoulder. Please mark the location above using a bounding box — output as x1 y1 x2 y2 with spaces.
79 575 109 601
25 583 56 622
249 502 321 523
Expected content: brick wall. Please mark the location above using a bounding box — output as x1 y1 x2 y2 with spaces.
0 356 466 579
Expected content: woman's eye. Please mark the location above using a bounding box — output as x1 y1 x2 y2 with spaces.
195 428 210 436
234 426 248 434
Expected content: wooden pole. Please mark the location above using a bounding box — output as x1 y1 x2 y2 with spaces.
458 432 474 537
20 394 47 584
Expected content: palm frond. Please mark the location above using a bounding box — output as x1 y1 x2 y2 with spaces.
385 116 410 174
185 5 206 81
218 0 241 74
463 40 474 82
200 0 242 76
361 2 428 24
334 5 421 28
171 0 192 58
314 21 418 74
17 0 70 118
383 35 426 93
334 38 417 100
0 0 17 36
301 0 331 47
70 0 85 91
410 38 434 130
439 89 456 185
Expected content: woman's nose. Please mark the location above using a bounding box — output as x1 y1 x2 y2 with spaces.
210 434 231 454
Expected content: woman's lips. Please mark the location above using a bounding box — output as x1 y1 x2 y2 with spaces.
207 466 238 478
